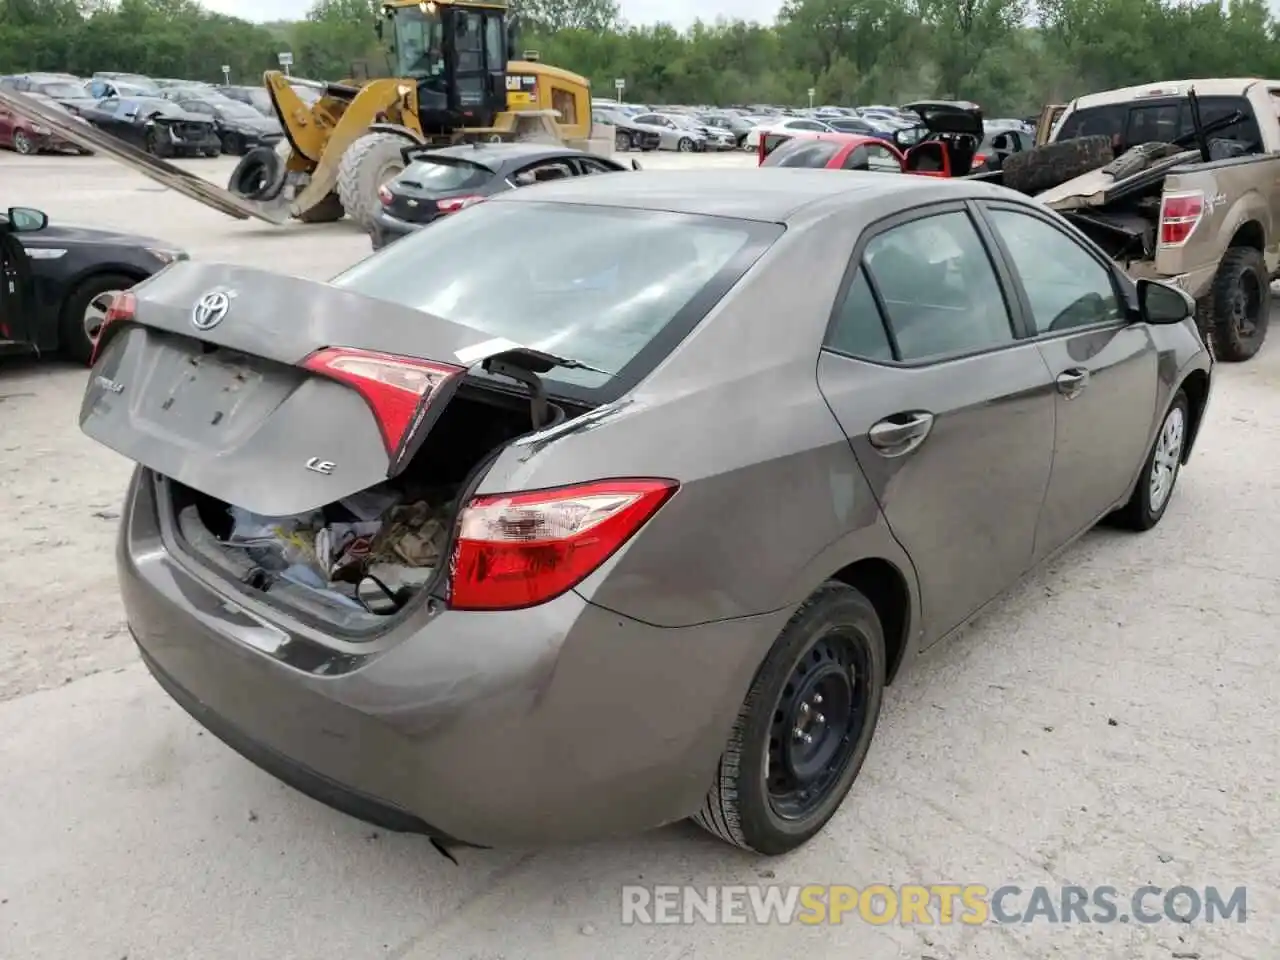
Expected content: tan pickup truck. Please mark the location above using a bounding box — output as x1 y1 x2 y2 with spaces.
995 79 1280 362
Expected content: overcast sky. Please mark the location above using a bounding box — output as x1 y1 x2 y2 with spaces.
201 0 783 28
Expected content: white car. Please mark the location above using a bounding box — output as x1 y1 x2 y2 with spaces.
743 117 836 150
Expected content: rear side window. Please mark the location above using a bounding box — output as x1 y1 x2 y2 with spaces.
398 159 489 191
826 266 893 361
762 139 841 167
331 202 765 391
862 212 1014 361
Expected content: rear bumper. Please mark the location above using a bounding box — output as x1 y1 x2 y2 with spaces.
119 470 784 845
370 208 427 249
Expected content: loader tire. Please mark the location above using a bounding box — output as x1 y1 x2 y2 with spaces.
297 192 345 223
337 132 409 231
1002 134 1113 195
228 146 285 201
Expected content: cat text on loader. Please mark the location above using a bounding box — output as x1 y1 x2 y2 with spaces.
226 0 595 229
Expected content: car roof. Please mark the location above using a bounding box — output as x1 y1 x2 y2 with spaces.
424 142 593 168
1069 78 1272 109
494 168 1012 222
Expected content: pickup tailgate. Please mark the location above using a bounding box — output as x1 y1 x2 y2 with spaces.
80 261 513 516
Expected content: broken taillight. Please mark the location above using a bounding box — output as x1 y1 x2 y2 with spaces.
301 347 464 457
436 195 484 213
448 479 678 610
1159 191 1204 246
91 290 136 363
377 185 393 206
972 153 987 167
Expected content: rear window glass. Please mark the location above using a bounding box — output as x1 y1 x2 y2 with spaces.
763 139 841 167
1056 96 1260 149
397 159 490 191
331 202 764 392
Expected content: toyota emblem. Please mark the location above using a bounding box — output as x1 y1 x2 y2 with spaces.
191 290 233 330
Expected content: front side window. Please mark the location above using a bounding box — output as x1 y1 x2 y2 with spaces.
843 143 902 171
331 202 761 390
862 211 1014 361
986 208 1123 335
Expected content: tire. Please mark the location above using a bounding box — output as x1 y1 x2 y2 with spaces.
227 146 285 201
615 131 630 151
201 147 220 158
1206 246 1269 362
677 137 694 152
1110 390 1190 531
144 128 171 158
297 192 345 223
1102 141 1180 180
1002 134 1113 195
59 272 137 365
337 132 410 231
693 581 886 855
221 132 244 156
12 129 36 155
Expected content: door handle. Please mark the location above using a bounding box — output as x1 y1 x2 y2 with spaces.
868 411 934 455
1056 368 1090 398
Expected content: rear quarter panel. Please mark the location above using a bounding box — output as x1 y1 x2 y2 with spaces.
475 209 921 632
1155 154 1280 291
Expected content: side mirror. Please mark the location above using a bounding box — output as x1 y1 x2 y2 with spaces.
7 206 48 232
631 158 641 170
1137 278 1195 324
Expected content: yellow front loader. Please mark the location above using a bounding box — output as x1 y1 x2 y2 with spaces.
0 0 600 230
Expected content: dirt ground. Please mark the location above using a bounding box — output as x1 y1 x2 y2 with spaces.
0 150 1277 959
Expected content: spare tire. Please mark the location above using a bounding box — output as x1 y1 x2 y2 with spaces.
228 146 285 201
1002 135 1113 195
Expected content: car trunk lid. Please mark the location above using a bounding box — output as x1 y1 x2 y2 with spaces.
80 260 528 517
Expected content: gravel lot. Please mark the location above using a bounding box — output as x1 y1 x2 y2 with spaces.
1 149 1276 960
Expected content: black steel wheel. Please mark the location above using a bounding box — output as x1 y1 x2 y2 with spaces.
1209 246 1269 362
694 581 887 855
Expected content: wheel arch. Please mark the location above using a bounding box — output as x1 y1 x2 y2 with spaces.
828 557 915 685
1228 219 1264 252
1178 368 1211 463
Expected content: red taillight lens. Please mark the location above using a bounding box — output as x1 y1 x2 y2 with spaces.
973 153 987 166
436 195 484 213
449 478 678 611
1159 191 1203 246
91 290 136 363
302 347 464 456
378 185 393 206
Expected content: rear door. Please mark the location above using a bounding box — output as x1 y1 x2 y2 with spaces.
977 200 1158 557
815 202 1057 643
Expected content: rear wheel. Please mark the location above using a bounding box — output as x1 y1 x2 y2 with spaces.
337 132 410 231
1207 246 1269 362
60 272 136 365
12 129 36 155
693 582 886 855
614 131 630 151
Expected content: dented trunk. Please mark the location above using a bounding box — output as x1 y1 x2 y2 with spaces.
79 261 547 517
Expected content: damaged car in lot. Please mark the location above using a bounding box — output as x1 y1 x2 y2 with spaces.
80 95 222 158
80 170 1211 856
0 205 187 362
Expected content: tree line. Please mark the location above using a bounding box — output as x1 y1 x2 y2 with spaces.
1 0 1278 115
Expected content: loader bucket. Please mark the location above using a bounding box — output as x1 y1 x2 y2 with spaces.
0 88 289 225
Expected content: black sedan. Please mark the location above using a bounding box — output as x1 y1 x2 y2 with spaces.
164 93 282 154
213 84 273 116
0 205 187 363
370 142 636 249
79 96 221 158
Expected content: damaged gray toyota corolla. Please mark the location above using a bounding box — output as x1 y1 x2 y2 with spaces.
81 169 1212 856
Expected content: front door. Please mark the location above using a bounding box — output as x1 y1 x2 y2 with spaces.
976 201 1158 559
446 6 503 125
0 229 34 346
815 203 1057 642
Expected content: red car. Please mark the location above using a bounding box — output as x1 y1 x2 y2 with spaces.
0 92 86 155
758 100 984 178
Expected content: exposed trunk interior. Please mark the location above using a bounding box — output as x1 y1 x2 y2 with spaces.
162 382 579 635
